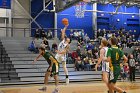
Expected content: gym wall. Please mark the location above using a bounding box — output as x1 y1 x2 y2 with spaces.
57 3 93 38
97 4 140 37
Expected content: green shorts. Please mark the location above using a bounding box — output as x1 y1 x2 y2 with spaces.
47 63 59 75
109 65 121 83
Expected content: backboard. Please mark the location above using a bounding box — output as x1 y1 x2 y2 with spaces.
55 0 81 12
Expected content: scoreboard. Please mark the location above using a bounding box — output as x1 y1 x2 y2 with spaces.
0 0 11 9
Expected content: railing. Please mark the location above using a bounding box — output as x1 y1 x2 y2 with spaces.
0 27 84 38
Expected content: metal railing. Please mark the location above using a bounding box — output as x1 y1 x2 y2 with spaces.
0 27 84 38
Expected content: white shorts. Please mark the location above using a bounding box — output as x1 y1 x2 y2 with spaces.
102 62 109 73
55 54 67 63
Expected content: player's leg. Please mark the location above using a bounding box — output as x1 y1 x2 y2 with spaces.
102 72 109 89
109 67 126 93
39 70 51 91
52 63 59 93
109 82 126 93
62 61 69 84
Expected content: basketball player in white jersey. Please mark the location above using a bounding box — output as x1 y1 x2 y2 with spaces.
55 24 70 84
95 38 109 89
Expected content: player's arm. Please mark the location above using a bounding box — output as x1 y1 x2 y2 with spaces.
106 49 112 67
123 55 128 63
32 54 42 64
61 25 68 40
95 49 104 71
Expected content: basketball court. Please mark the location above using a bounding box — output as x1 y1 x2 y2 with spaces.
0 82 140 93
0 0 140 93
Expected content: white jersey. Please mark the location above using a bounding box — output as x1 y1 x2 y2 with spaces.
102 47 109 72
58 39 68 53
55 39 68 62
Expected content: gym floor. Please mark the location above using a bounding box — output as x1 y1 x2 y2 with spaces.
0 81 140 93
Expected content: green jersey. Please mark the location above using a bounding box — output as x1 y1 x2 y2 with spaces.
107 46 124 65
107 46 124 83
42 51 58 65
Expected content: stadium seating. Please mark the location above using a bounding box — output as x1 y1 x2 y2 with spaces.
0 37 102 85
0 37 140 85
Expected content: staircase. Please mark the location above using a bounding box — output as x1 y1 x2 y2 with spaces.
0 40 20 83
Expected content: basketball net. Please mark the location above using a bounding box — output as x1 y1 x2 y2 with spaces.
74 2 87 18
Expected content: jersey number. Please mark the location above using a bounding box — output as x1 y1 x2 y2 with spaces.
116 52 119 61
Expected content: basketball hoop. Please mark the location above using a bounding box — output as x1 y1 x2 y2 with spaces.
74 2 87 18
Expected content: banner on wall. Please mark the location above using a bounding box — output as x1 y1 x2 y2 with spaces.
0 0 11 9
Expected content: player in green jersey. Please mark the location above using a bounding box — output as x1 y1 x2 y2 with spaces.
32 46 59 93
106 37 128 93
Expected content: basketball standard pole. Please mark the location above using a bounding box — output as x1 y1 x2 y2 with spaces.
92 3 97 39
14 0 42 29
53 0 58 38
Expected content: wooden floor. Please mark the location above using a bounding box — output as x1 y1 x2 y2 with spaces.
0 81 140 93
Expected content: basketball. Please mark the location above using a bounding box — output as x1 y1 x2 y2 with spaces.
62 18 69 25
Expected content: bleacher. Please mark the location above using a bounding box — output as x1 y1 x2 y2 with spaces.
0 37 140 85
0 37 102 85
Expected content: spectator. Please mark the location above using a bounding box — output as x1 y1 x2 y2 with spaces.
28 40 38 53
51 41 57 53
84 57 91 71
78 31 82 37
41 29 47 39
84 34 90 44
78 36 84 46
97 29 101 38
72 50 78 63
67 53 73 64
76 46 81 56
47 30 53 39
128 54 136 82
80 50 87 60
124 63 129 81
87 50 93 58
75 56 84 71
86 42 93 51
81 30 85 39
69 30 74 40
107 31 112 39
133 47 139 61
120 63 125 82
74 31 79 40
35 29 40 39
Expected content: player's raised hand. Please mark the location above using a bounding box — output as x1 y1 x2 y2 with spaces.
65 24 69 27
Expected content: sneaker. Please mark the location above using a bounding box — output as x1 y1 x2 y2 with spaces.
39 87 47 92
52 88 59 93
66 78 69 85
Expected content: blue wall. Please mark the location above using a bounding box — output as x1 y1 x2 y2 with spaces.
57 3 94 38
0 0 11 9
97 4 140 36
31 0 54 36
31 1 140 37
